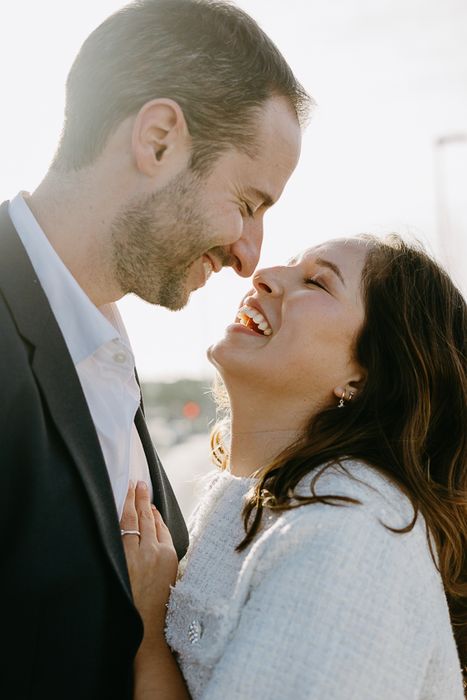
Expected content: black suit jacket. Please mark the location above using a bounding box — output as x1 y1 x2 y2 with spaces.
0 202 189 699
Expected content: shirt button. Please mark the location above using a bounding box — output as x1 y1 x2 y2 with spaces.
113 351 127 364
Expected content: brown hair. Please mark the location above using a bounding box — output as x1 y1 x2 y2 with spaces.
52 0 311 173
211 234 467 687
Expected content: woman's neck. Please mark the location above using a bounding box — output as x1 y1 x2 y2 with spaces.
228 425 302 478
227 395 306 477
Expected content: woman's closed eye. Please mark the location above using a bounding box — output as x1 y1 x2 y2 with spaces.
305 277 328 291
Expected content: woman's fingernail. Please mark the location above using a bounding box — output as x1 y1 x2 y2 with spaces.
128 480 134 489
137 481 147 490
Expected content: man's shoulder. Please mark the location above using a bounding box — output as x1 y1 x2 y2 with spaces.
0 198 30 296
0 292 34 384
0 199 14 239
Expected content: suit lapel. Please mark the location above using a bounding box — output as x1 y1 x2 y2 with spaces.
0 202 133 602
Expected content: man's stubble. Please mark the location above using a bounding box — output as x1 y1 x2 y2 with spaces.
111 169 230 310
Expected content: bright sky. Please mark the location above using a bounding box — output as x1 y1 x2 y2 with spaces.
1 0 466 380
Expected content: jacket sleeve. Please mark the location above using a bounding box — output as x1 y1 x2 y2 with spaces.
200 504 433 700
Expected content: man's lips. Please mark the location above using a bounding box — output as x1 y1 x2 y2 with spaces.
203 253 221 273
201 258 214 284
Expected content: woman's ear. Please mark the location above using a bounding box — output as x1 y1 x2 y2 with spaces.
333 386 353 402
131 98 191 178
333 372 366 402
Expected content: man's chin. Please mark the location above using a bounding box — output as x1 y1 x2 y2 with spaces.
158 291 191 312
131 266 208 309
129 285 189 311
167 294 191 312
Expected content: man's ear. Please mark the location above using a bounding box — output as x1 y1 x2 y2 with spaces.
131 98 191 178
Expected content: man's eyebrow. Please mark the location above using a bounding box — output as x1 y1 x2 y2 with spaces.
245 187 275 208
315 257 346 287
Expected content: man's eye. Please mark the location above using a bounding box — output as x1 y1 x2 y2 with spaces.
305 277 326 291
243 203 255 218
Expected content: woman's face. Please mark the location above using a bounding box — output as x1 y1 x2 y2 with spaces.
208 238 368 410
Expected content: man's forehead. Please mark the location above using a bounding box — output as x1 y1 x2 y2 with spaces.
219 98 301 206
258 94 301 137
251 97 301 175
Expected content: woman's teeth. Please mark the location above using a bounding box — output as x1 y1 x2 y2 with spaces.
236 305 273 336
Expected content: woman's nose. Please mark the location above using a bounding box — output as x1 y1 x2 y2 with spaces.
252 267 284 295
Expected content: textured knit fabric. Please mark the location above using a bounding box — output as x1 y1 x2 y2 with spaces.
165 460 464 699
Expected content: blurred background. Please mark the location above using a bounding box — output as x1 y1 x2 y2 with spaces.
1 0 465 518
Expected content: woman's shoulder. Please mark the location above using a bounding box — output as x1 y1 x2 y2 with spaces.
293 458 420 527
249 460 435 584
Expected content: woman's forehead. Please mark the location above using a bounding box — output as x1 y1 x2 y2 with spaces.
288 237 368 266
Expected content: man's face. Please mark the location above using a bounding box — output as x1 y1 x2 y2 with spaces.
111 95 301 310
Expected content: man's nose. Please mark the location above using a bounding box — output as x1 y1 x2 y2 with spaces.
229 219 264 278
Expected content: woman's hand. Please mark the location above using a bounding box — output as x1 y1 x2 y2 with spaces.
120 482 190 699
120 481 178 638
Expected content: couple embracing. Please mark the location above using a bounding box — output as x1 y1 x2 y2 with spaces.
1 1 465 699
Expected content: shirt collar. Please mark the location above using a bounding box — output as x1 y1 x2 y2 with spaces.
8 192 121 365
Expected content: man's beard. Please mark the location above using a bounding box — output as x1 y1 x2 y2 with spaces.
110 170 228 310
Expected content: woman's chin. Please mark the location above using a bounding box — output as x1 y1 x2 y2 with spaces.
206 341 231 375
207 340 246 380
206 342 219 366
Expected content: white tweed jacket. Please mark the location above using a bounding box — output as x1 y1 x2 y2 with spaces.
165 460 464 699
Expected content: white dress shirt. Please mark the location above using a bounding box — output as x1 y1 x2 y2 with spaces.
8 192 153 517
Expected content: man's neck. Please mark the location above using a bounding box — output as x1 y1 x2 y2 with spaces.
27 171 121 306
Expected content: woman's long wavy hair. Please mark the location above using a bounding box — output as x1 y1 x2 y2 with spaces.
211 234 467 689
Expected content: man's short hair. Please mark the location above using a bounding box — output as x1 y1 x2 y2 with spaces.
52 0 311 174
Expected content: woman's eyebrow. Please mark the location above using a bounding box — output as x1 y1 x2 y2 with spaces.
315 257 346 286
285 255 346 287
